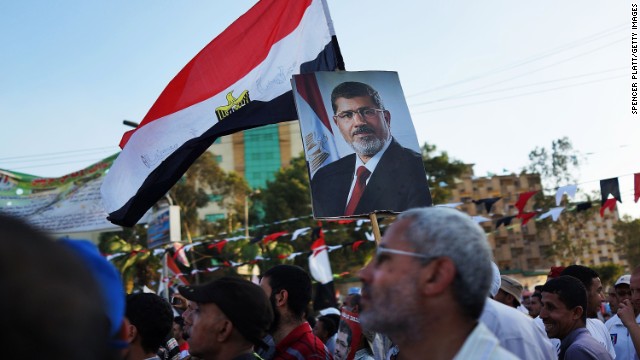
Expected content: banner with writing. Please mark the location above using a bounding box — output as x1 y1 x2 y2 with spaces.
0 154 122 233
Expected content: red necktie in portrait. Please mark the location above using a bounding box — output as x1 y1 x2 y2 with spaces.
345 166 371 216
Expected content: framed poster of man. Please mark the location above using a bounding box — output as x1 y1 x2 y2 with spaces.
292 71 432 219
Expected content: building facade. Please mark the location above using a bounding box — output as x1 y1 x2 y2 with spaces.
449 166 623 282
197 121 304 222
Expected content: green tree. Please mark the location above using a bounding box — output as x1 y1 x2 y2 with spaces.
614 216 640 268
421 143 468 204
98 233 160 293
526 137 590 264
260 153 312 223
592 263 626 287
169 151 249 237
527 136 582 189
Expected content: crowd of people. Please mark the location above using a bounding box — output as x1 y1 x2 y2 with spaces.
3 206 640 360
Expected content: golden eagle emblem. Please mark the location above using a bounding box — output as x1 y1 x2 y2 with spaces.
215 90 251 121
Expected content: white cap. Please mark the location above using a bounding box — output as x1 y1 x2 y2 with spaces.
319 307 340 316
490 262 501 298
615 274 631 287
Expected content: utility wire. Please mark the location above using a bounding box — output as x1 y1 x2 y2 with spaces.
411 37 626 108
406 23 626 98
410 74 625 115
0 146 118 162
410 66 626 107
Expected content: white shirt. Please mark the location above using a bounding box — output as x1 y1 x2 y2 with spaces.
534 316 617 359
606 314 640 360
481 298 557 360
453 322 519 360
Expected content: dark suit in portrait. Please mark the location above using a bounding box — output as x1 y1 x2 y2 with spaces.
310 138 432 218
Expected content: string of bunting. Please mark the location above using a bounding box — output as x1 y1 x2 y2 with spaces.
105 173 640 284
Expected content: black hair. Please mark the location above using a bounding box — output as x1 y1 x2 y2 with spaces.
263 265 312 319
173 316 184 329
330 81 384 113
126 293 174 353
542 276 588 322
337 320 352 345
560 265 599 290
317 315 339 337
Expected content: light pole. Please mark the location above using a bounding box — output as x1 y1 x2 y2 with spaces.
244 190 261 239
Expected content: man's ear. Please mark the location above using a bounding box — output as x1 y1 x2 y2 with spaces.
125 320 137 344
217 319 234 342
571 306 584 321
420 257 455 296
275 289 288 307
383 109 391 126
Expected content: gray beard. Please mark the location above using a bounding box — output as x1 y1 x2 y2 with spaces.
350 136 385 157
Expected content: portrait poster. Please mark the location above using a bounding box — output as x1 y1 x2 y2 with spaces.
292 71 432 219
335 309 363 360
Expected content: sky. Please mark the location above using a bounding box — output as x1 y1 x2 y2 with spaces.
0 1 637 218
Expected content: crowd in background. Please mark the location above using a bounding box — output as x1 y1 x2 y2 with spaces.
3 207 640 360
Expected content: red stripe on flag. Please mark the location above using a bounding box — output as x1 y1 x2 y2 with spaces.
515 191 537 214
166 254 190 286
600 198 617 217
516 212 537 226
263 231 288 244
124 0 313 147
352 240 364 252
294 74 334 134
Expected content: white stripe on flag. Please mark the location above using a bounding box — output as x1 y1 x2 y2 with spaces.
102 0 334 216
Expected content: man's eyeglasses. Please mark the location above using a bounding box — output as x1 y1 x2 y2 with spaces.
334 108 384 121
375 246 437 264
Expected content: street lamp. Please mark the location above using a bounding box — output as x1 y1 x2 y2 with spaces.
244 190 261 239
123 119 139 128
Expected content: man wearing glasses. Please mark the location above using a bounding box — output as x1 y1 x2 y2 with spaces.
310 81 431 218
358 207 517 359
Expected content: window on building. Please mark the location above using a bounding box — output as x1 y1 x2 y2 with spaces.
208 194 223 202
205 213 225 222
244 124 281 188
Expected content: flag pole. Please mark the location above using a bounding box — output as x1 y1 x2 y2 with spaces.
162 252 169 300
320 0 345 71
369 213 382 245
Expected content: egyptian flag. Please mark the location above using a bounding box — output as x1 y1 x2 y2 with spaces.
292 73 340 178
309 232 338 310
101 0 343 226
158 253 190 296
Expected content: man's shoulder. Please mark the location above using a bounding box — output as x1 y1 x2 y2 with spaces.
587 318 607 331
605 315 622 329
482 298 532 326
566 334 612 360
275 323 331 360
312 154 355 179
385 139 421 159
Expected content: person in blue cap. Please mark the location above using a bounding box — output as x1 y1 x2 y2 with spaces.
0 213 119 359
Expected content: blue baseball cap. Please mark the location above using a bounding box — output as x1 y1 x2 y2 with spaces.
58 239 125 338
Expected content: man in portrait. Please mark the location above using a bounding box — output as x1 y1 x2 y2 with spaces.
310 80 432 217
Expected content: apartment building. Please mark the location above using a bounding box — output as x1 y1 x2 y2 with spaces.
449 167 622 277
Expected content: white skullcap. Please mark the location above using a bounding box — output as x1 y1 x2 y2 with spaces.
490 262 501 297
